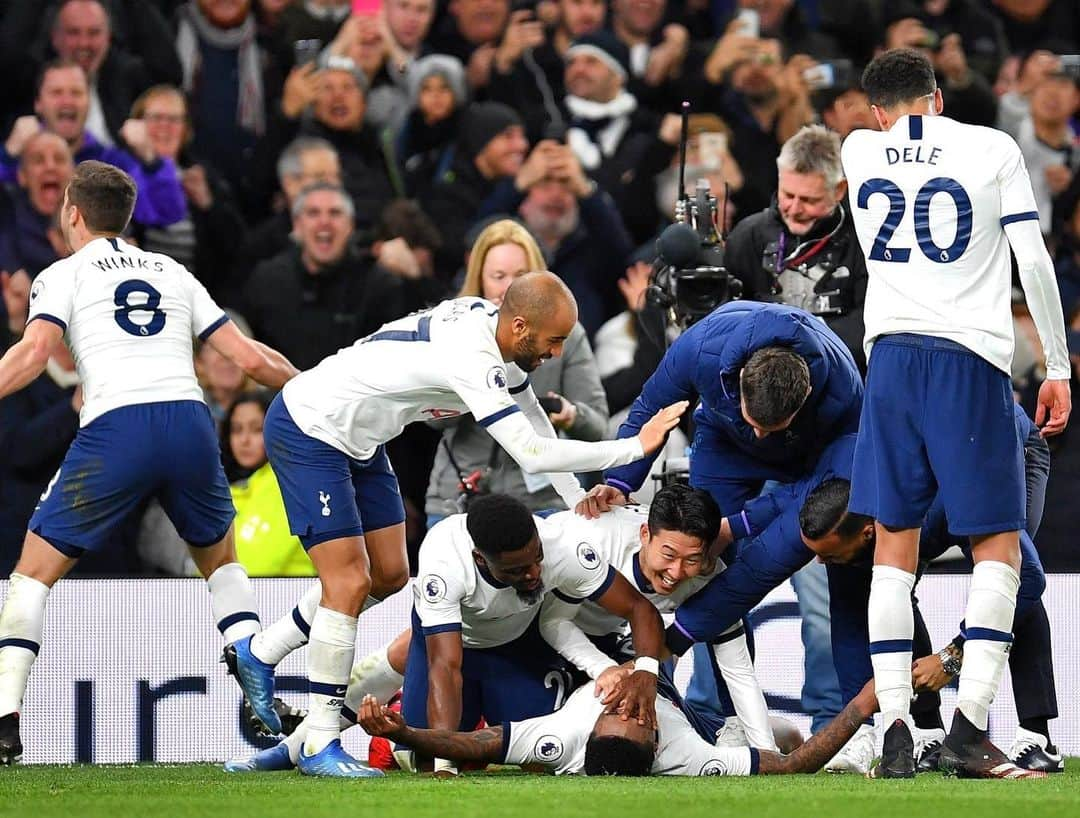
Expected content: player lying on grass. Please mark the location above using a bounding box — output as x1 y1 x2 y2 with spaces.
357 676 875 777
226 493 666 775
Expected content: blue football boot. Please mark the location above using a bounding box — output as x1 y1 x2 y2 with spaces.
297 739 385 778
223 743 295 773
223 636 282 735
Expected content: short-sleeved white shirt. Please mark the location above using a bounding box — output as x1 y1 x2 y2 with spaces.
842 114 1041 373
27 236 226 426
543 507 718 637
503 684 757 776
283 298 530 461
413 514 616 649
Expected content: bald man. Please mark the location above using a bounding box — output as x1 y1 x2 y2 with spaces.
232 273 689 777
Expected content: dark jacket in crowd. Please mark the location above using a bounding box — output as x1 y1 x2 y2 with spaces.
425 147 503 273
0 131 186 228
477 183 635 337
0 0 182 137
243 244 407 370
576 107 676 246
723 197 868 371
0 372 78 570
0 185 62 278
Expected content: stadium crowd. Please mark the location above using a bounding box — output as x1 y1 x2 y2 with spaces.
0 0 1078 581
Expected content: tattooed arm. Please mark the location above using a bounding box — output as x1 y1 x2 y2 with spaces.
757 682 877 775
358 695 506 764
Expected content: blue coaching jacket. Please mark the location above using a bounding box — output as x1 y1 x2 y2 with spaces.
604 302 863 494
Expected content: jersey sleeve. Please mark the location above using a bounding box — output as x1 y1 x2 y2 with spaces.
667 733 757 777
26 263 74 332
503 687 596 770
996 138 1041 226
414 534 468 634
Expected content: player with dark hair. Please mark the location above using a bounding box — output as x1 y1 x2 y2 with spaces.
844 48 1070 778
801 406 1062 776
580 301 861 523
222 271 685 776
358 675 880 777
0 161 298 764
226 493 665 777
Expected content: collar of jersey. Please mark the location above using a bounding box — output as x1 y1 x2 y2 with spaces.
632 551 653 593
476 562 511 590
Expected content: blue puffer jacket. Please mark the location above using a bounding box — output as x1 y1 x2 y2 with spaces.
605 301 864 492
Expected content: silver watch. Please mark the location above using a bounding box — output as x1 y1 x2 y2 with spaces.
937 646 962 676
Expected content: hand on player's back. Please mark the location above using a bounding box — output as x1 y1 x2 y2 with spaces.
604 669 658 729
575 484 628 519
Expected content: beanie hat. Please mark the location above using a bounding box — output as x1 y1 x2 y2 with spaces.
565 30 631 81
407 54 468 108
459 102 524 158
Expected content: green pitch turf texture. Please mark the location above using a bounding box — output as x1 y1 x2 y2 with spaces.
2 763 1078 818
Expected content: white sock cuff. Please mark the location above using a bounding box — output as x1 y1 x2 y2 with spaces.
0 573 50 647
871 565 916 589
207 562 260 641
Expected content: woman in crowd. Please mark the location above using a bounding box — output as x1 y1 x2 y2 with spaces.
221 392 315 577
424 219 608 525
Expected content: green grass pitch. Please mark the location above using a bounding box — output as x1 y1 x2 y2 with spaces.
1 763 1079 818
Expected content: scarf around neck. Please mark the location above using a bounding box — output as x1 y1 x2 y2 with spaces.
176 2 266 136
565 91 637 170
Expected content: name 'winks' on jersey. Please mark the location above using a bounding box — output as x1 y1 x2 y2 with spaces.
842 114 1044 375
26 236 227 426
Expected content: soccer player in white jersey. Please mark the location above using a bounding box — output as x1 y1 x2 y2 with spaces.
0 161 298 764
238 274 686 777
538 484 776 752
357 674 879 777
225 493 665 776
841 49 1071 779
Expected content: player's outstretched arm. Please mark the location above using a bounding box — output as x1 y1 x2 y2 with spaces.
0 318 62 400
204 321 299 389
358 695 506 764
756 681 876 774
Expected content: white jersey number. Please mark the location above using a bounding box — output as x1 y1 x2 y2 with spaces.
857 177 973 264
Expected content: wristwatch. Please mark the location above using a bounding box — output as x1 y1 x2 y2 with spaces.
937 645 962 677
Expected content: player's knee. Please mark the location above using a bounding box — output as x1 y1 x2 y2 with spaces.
321 561 372 613
371 563 409 598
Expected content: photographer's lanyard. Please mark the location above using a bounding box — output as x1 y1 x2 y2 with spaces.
775 203 846 273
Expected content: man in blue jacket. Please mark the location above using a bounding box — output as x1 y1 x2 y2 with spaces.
577 300 863 746
580 301 863 518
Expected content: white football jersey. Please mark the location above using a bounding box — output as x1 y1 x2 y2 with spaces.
413 514 615 649
282 297 643 497
842 114 1043 374
546 507 718 638
504 684 756 776
26 237 226 426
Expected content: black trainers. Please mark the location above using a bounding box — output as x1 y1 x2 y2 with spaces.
243 697 307 738
1008 729 1065 774
870 719 916 779
0 712 22 765
916 738 944 773
939 734 1047 779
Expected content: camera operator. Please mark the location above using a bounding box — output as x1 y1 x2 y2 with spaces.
723 125 867 371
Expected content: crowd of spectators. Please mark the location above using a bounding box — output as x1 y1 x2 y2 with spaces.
0 0 1078 575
